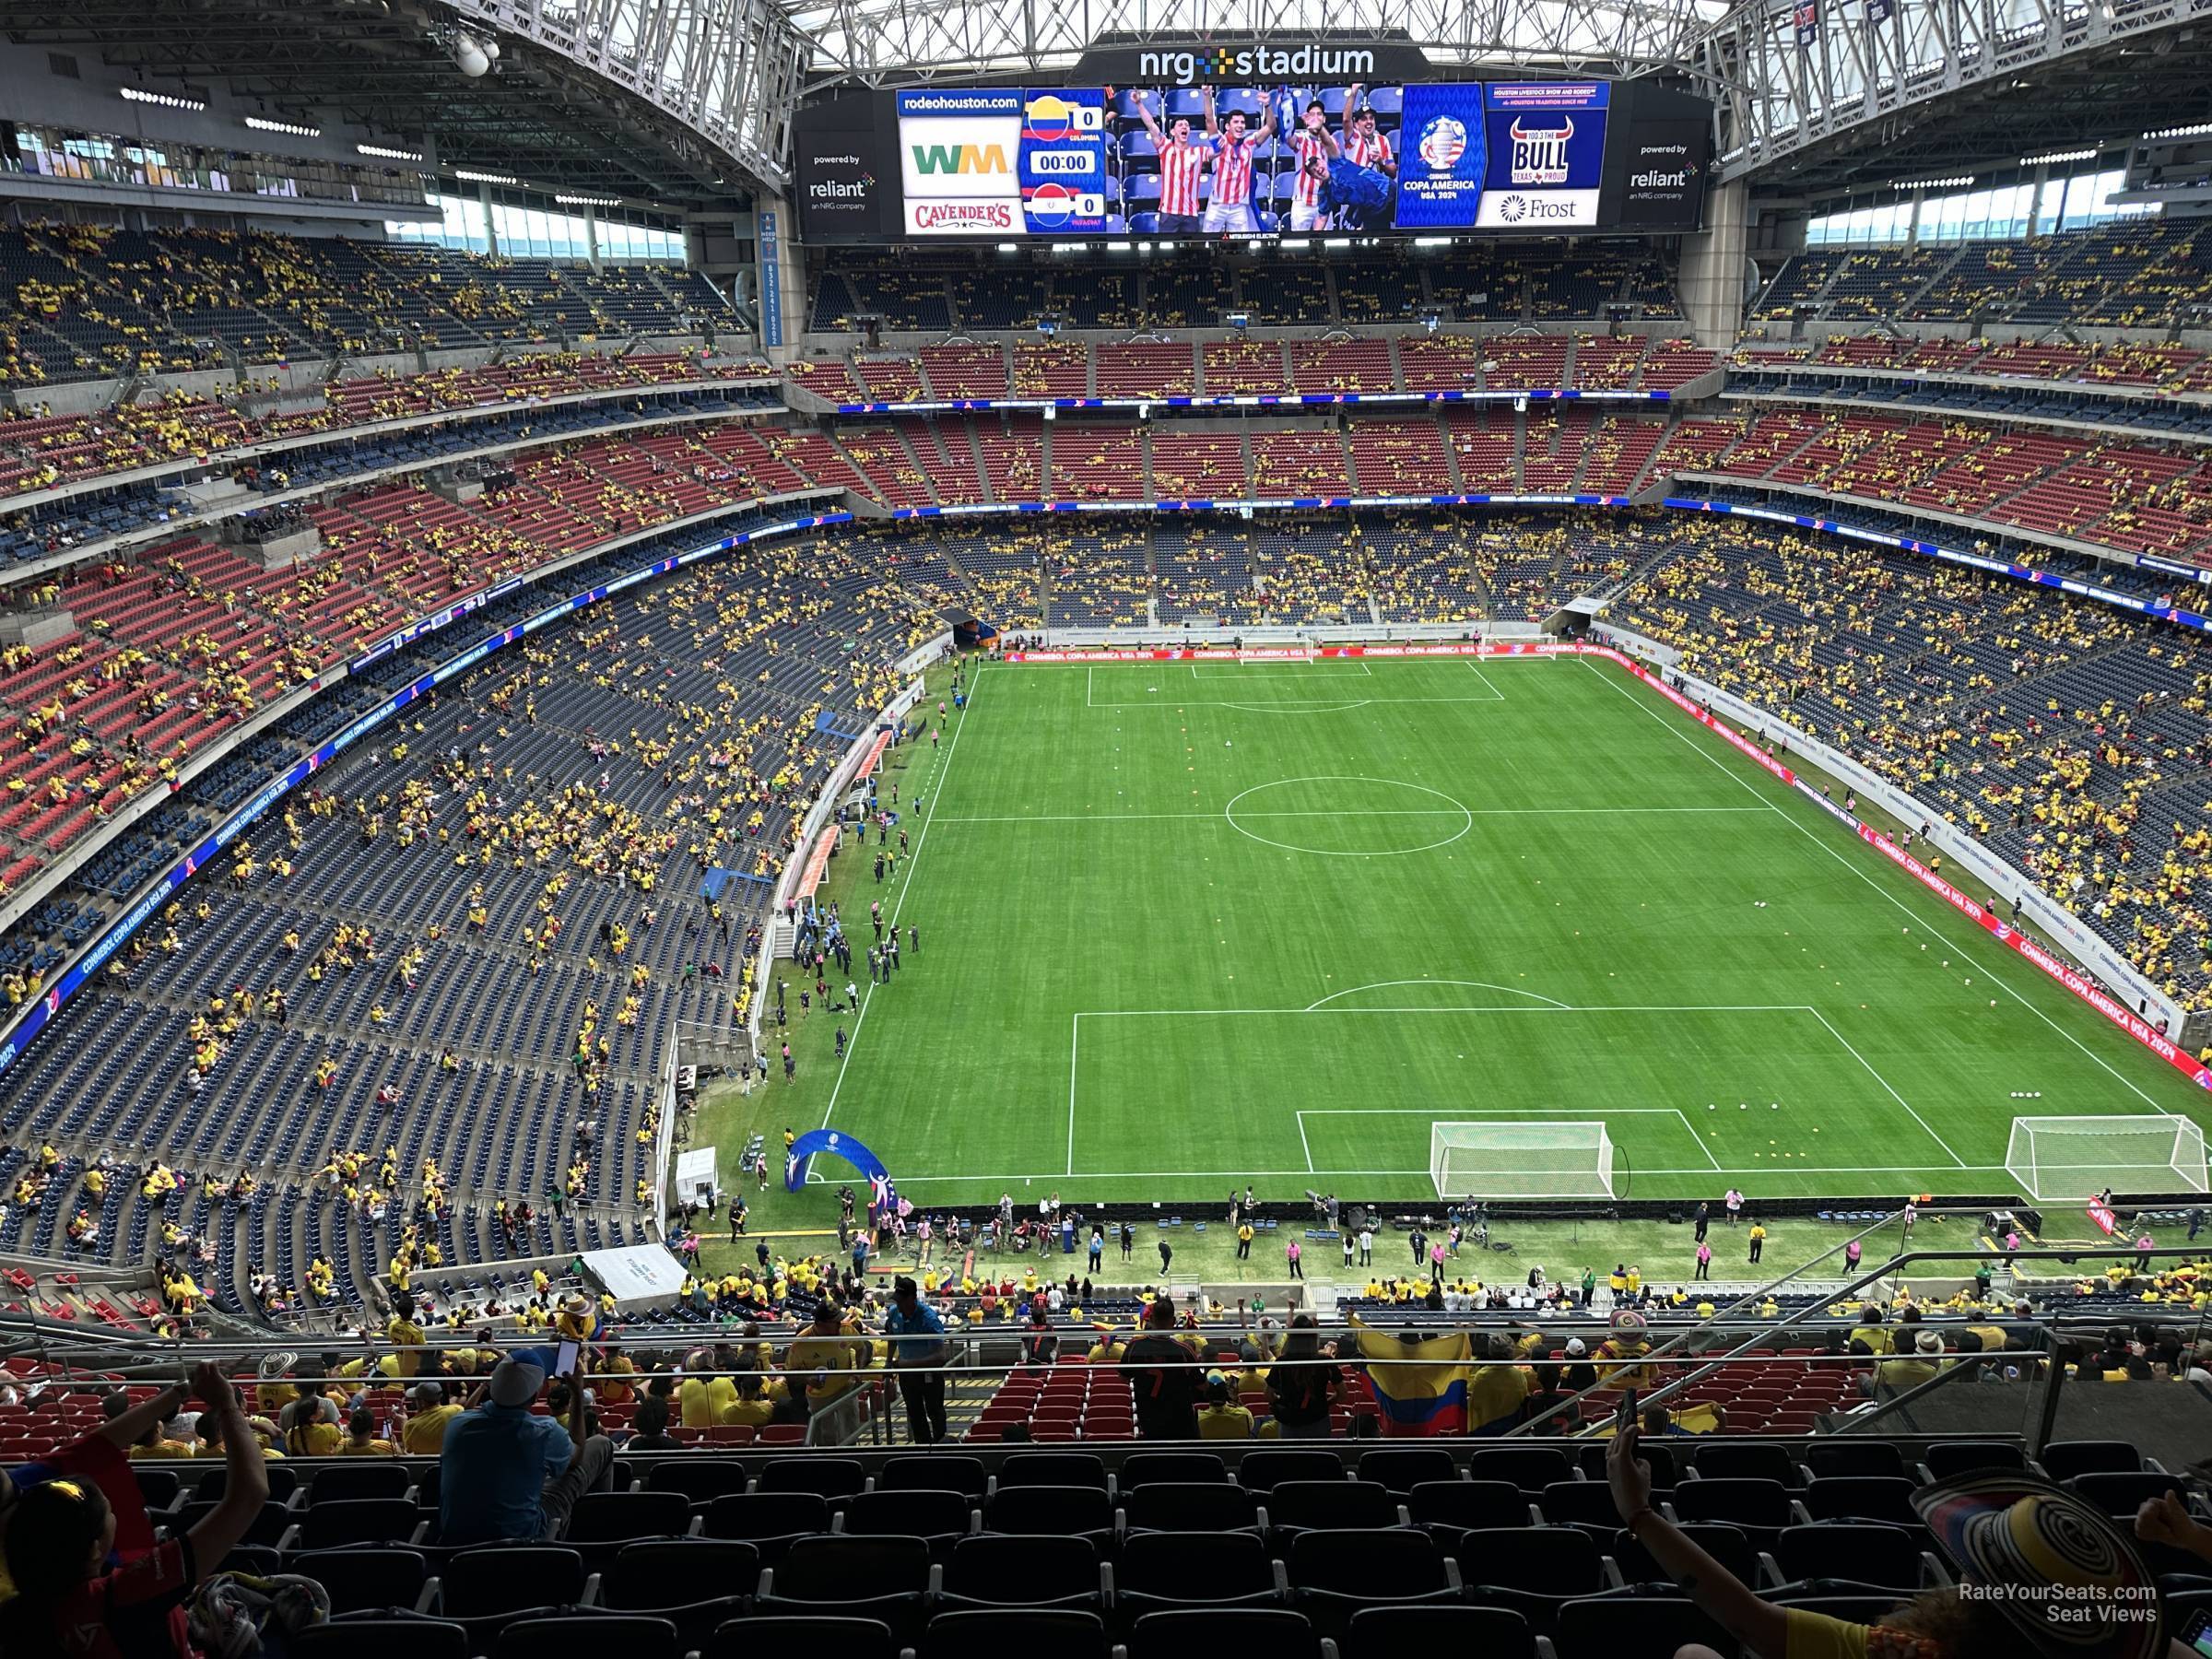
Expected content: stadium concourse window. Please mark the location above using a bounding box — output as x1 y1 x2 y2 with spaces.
385 191 685 262
6 122 428 206
1805 167 2151 245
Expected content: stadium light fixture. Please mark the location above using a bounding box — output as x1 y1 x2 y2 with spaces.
556 194 621 207
1279 237 1312 251
359 143 424 162
2019 147 2095 166
454 169 520 185
245 115 321 137
2146 121 2212 140
995 241 1019 253
1413 236 1453 248
122 86 206 112
1894 174 1973 190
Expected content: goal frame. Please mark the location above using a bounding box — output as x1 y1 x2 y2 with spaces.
2004 1114 2210 1202
1430 1120 1618 1201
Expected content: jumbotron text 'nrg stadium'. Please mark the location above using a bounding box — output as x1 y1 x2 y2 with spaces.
4 3 2212 1654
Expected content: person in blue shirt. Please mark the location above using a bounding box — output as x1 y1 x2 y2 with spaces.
439 1354 612 1544
881 1274 951 1443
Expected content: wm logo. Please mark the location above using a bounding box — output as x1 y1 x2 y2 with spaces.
912 142 1009 174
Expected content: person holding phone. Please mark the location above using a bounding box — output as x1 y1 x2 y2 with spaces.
1606 1418 2182 1657
0 1363 269 1658
439 1352 612 1544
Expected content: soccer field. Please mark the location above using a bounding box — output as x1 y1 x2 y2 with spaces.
743 651 2212 1207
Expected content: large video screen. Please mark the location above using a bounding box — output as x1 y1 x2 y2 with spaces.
795 79 1708 241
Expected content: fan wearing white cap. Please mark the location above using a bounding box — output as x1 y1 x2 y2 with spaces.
1605 1418 2182 1658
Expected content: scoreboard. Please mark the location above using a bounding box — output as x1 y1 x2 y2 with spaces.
795 76 1710 241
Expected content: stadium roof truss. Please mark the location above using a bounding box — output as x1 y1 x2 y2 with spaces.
783 0 1734 88
1690 0 2212 191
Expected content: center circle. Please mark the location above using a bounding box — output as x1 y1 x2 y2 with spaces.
1223 774 1475 858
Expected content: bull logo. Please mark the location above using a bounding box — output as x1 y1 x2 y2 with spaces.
1509 116 1573 185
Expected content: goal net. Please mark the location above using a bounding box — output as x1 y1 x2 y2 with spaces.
2004 1115 2210 1202
1430 1121 1616 1200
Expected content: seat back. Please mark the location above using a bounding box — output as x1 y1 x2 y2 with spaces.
1804 1477 1919 1526
1923 1441 2026 1480
441 1546 587 1617
1239 1448 1347 1491
1670 1477 1794 1531
1452 1526 1603 1596
491 1615 679 1659
312 1463 414 1504
701 1491 830 1546
918 1608 1112 1658
287 1546 429 1615
302 1497 419 1549
601 1540 760 1609
1288 1527 1449 1595
1118 1529 1276 1599
1123 1480 1259 1532
1804 1441 1906 1480
1268 1479 1398 1532
756 1456 868 1500
295 1621 469 1659
643 1460 750 1503
1773 1524 1926 1590
565 1490 691 1542
877 1454 988 1499
775 1533 933 1598
1465 1446 1572 1491
705 1617 899 1659
1695 1441 1802 1487
2039 1440 2142 1479
1120 1451 1229 1488
1357 1448 1459 1495
1611 1523 1758 1588
1130 1608 1325 1656
1407 1479 1532 1532
995 1451 1108 1490
1344 1605 1537 1659
1557 1596 1734 1659
942 1534 1100 1601
842 1488 971 1539
983 1484 1112 1535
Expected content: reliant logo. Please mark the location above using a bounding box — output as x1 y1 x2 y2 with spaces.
1135 43 1375 86
1508 117 1573 185
809 177 873 200
912 143 1010 175
1631 170 1688 189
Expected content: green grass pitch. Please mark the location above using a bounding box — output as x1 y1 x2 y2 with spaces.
708 652 2212 1210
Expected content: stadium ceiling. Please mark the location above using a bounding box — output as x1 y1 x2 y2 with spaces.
0 0 806 200
782 0 1734 88
1692 0 2212 196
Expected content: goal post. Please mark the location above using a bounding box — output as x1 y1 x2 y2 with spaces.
1430 1121 1617 1201
2004 1115 2210 1202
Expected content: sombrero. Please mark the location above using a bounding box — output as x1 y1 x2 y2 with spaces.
258 1350 298 1380
1912 1470 2163 1659
1609 1308 1648 1334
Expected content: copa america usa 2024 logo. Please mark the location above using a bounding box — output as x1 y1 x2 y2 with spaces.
1416 116 1467 171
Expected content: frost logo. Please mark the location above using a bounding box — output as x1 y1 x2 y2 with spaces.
1508 116 1573 185
1498 193 1528 222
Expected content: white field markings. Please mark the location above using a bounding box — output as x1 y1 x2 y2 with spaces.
895 1164 2017 1184
1465 660 1507 700
933 805 1772 827
1189 659 1374 678
815 665 987 1131
1579 659 2184 1122
1058 1000 1916 1180
1084 654 1512 712
1298 1107 1721 1175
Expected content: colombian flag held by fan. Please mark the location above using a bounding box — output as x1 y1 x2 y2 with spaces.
1343 1316 1473 1436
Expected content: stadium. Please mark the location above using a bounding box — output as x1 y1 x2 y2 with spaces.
3 0 2212 1654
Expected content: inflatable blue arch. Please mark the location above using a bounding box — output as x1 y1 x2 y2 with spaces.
784 1126 893 1207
